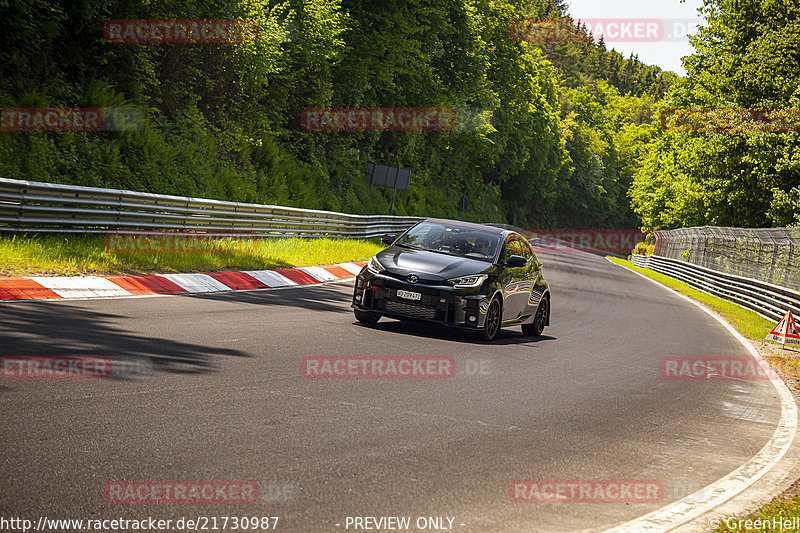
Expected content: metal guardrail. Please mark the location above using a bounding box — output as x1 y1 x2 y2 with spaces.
0 178 423 238
631 254 800 322
652 226 800 290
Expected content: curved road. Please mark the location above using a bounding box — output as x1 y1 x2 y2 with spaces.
0 250 783 532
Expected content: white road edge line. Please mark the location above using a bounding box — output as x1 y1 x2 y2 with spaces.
603 258 798 533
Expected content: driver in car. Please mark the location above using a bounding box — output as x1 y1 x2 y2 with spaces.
474 236 491 257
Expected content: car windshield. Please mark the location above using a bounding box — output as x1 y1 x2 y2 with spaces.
396 222 501 261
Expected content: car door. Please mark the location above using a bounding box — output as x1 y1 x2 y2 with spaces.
521 239 545 317
500 235 531 321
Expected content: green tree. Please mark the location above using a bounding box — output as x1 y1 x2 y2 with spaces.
631 0 800 229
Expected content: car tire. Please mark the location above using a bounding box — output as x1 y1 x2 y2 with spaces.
481 297 502 342
354 309 380 324
522 296 549 337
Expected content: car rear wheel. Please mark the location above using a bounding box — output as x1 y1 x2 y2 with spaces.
522 297 548 337
354 309 380 324
482 297 502 342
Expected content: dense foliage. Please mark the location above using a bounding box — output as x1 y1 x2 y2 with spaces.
1 0 671 228
630 0 800 229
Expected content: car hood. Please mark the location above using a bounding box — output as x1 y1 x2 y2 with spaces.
377 246 493 280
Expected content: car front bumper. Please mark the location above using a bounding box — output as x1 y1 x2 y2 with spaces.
352 270 490 329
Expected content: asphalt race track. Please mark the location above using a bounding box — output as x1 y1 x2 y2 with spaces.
0 250 783 533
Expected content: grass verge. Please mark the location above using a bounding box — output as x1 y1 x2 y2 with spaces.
609 256 800 533
0 234 384 277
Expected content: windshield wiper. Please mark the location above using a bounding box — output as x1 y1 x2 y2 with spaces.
426 248 468 259
395 244 483 260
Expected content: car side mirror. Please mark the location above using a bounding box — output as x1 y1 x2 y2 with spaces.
504 255 527 268
381 234 396 246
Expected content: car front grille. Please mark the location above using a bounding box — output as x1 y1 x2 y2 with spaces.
385 272 450 286
384 300 437 320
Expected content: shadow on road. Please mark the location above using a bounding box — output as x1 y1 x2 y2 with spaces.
0 301 249 376
353 319 557 346
188 283 352 314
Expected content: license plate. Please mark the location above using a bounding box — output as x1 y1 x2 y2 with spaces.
396 290 422 301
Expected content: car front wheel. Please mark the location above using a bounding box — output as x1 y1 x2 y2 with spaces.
354 309 380 324
481 297 502 342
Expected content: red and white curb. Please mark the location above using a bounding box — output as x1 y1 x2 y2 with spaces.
0 262 367 301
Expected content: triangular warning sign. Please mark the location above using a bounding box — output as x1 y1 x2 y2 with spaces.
765 311 800 346
769 315 789 336
788 315 800 339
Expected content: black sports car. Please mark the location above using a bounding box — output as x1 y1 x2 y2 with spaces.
352 219 550 341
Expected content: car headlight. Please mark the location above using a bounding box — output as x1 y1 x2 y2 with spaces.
448 274 488 289
367 256 386 275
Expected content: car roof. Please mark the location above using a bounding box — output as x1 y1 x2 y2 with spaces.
421 218 510 237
